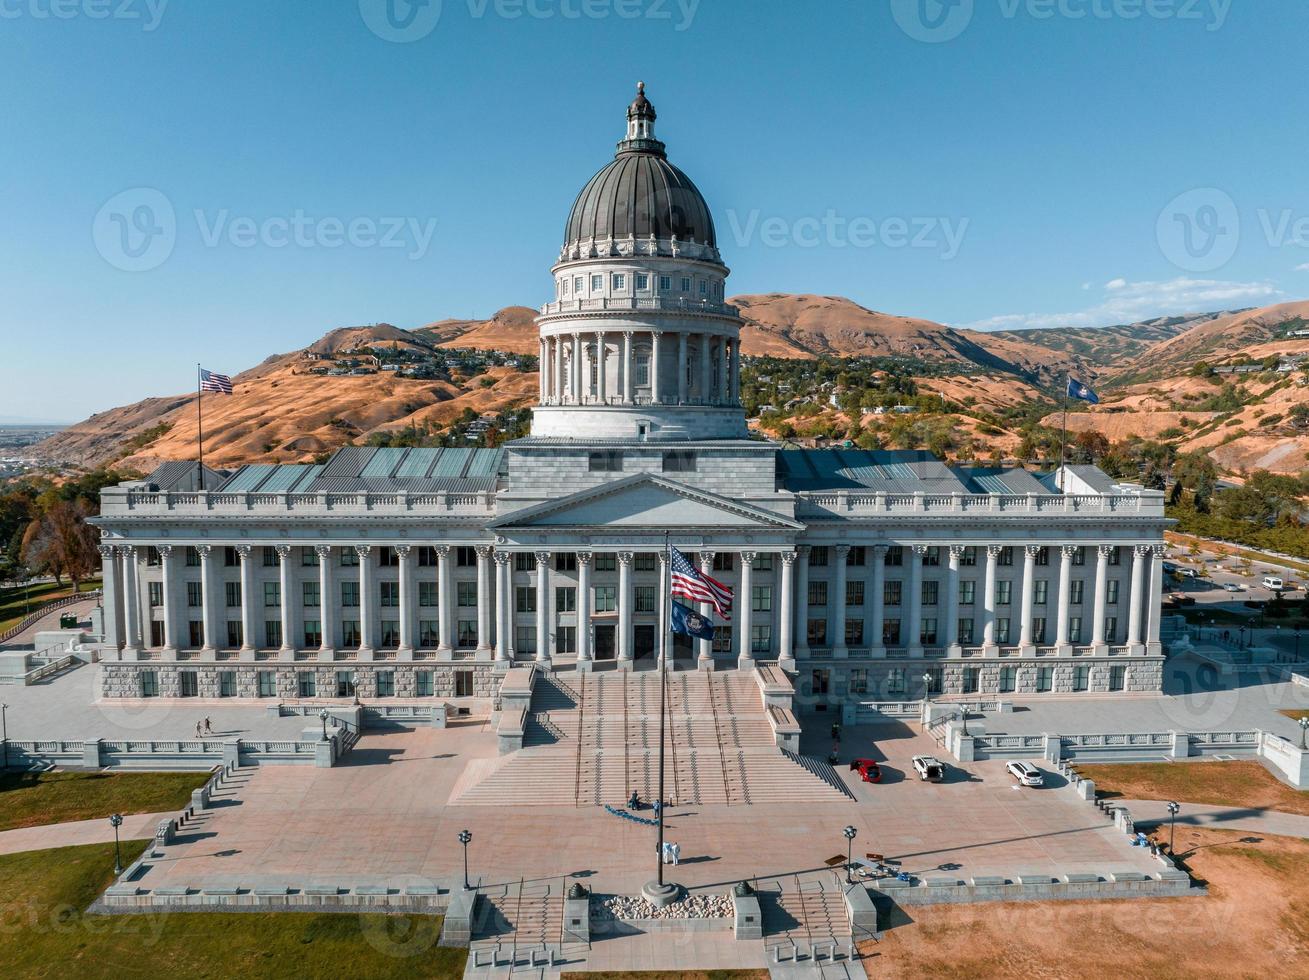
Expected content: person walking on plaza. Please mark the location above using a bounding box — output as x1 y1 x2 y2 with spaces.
670 841 680 866
203 717 213 736
195 721 203 738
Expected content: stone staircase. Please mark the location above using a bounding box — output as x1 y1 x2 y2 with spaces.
468 878 579 976
450 670 852 807
761 875 857 972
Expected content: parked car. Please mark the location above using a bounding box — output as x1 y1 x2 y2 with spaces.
1223 582 1243 593
1006 761 1045 787
1182 568 1201 579
848 758 882 783
911 755 945 782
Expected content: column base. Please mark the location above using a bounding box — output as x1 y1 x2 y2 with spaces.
868 645 886 660
318 647 336 662
535 653 553 670
121 646 142 662
832 645 848 660
1055 644 1073 657
238 648 256 663
1129 642 1146 655
947 644 963 658
1146 641 1163 656
576 658 593 673
278 647 296 663
199 649 218 664
777 655 796 674
697 654 714 672
357 647 375 662
907 646 924 659
616 658 633 672
1093 643 1108 656
1019 644 1036 657
983 644 999 657
397 646 414 662
436 644 453 656
476 644 493 656
736 655 755 672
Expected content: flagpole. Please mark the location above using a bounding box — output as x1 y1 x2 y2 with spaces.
657 529 669 889
1057 373 1070 494
196 363 205 492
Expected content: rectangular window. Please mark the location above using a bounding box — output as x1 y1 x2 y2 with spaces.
263 582 280 607
846 581 864 607
574 276 584 293
921 617 938 645
635 586 657 613
612 273 625 290
224 546 240 567
556 625 576 654
635 273 648 290
712 626 731 653
883 581 901 607
458 620 478 648
922 581 939 606
1109 665 1126 692
883 547 902 567
849 668 868 695
634 553 656 571
226 621 242 648
336 671 357 698
1032 617 1046 645
996 581 1012 605
1034 581 1048 605
515 626 537 655
1107 580 1120 604
516 586 536 613
303 619 322 648
340 548 359 567
380 582 398 608
1070 581 1084 605
416 670 434 697
1108 546 1121 566
845 619 864 646
924 668 942 694
516 552 534 572
140 670 159 698
419 620 439 648
341 581 359 608
376 671 395 697
662 450 696 472
751 625 771 653
303 581 320 608
187 581 202 608
922 546 941 567
595 553 616 571
1037 666 1054 693
591 274 603 291
999 666 1016 694
998 547 1014 567
751 585 771 612
659 275 671 290
847 547 866 567
882 618 901 646
186 546 201 567
1074 665 1091 692
699 279 707 295
457 582 477 607
1104 616 1118 643
257 670 276 698
963 667 980 694
809 546 828 567
959 581 975 605
179 671 198 698
1035 547 1050 566
960 546 977 567
418 546 438 567
807 619 827 647
265 621 282 649
150 582 163 608
419 581 437 607
1068 616 1083 643
595 586 616 613
298 670 316 698
380 621 399 649
808 580 827 606
996 617 1011 644
713 553 733 573
301 547 319 567
958 618 974 644
457 547 477 567
263 547 278 567
680 276 691 291
342 620 361 648
556 586 576 613
588 451 622 472
219 670 236 697
555 552 578 572
1072 546 1086 566
224 581 240 608
755 553 773 572
378 546 400 567
188 621 203 647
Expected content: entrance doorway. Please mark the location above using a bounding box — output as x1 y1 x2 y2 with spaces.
594 624 616 660
811 668 830 712
634 625 656 660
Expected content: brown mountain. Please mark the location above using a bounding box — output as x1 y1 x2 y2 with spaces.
417 306 540 353
991 311 1229 368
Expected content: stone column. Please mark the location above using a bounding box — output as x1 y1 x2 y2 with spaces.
1092 544 1110 651
622 331 633 404
534 550 551 666
729 337 741 403
237 546 255 653
982 545 1000 651
198 545 217 653
778 550 796 672
572 333 583 403
650 331 662 404
436 546 453 653
538 338 547 402
121 545 141 654
907 545 926 656
677 333 689 403
396 545 414 655
316 545 335 657
98 544 120 652
276 545 294 654
869 545 886 656
577 551 593 671
356 545 374 656
1127 544 1148 651
1056 545 1074 653
700 333 712 404
617 551 634 670
945 546 962 654
554 337 564 403
1019 545 1037 653
697 551 715 670
493 551 510 663
1147 544 1165 652
794 546 810 662
738 551 755 669
476 545 493 655
595 332 607 404
832 545 849 658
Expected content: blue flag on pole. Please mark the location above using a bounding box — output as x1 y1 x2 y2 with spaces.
670 599 715 640
1066 377 1099 404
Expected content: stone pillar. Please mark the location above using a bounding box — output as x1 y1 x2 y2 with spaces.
237 546 255 653
869 545 886 656
577 552 593 671
595 332 607 404
982 545 1000 651
617 551 634 669
778 550 796 672
1019 545 1037 653
98 544 120 651
700 333 712 404
622 331 633 404
697 551 715 670
907 545 926 656
276 545 294 654
677 332 688 403
158 545 178 653
476 545 493 655
945 545 962 654
356 545 374 655
198 545 217 653
650 331 662 405
572 333 582 403
738 551 755 669
121 545 141 654
1056 545 1074 653
396 545 414 655
794 546 810 662
534 550 551 666
1147 544 1165 652
316 545 335 656
1127 544 1147 651
1092 544 1110 651
436 545 453 653
832 545 849 658
552 337 562 403
493 551 510 662
538 338 547 402
729 337 740 404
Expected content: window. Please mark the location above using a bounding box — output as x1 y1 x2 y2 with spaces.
555 586 576 613
807 619 827 647
219 671 236 697
303 581 320 608
635 273 648 290
419 581 437 607
1069 616 1083 643
556 625 576 654
999 666 1016 693
224 582 240 608
634 553 657 571
515 626 537 655
1032 618 1046 644
257 670 276 698
340 548 359 567
1108 546 1121 566
1107 580 1120 604
187 582 202 608
303 619 322 648
418 546 438 567
458 620 478 647
659 275 671 290
380 582 399 608
226 621 242 648
457 582 477 607
850 668 868 694
264 582 280 607
588 451 622 472
574 276 584 293
186 546 201 567
265 621 282 648
555 552 578 572
1072 546 1086 566
457 547 477 567
298 671 316 698
883 547 902 567
336 671 357 698
150 582 164 608
263 547 278 567
301 547 319 567
1070 581 1084 605
713 553 733 573
883 581 901 607
341 582 359 608
516 586 536 613
1104 617 1118 643
416 670 434 697
921 618 938 645
419 620 439 647
845 619 864 645
1034 581 1048 605
455 671 474 697
380 621 399 648
1035 547 1050 566
845 581 864 607
635 586 656 613
922 581 939 606
662 450 696 472
188 621 203 647
924 668 942 694
342 620 361 648
712 626 731 653
595 586 616 613
995 618 1010 644
378 546 400 567
959 581 975 605
140 670 159 698
1037 666 1054 693
146 547 161 566
809 546 828 567
595 553 617 572
887 669 905 695
680 276 691 291
997 547 1014 566
808 581 827 606
591 274 603 291
612 273 625 290
180 671 198 698
923 547 941 567
962 667 980 694
1074 665 1091 692
1109 665 1126 692
847 547 866 567
635 353 650 386
699 279 707 295
376 671 395 697
996 581 1012 605
882 619 901 646
514 552 534 572
958 618 974 644
960 546 977 567
751 586 771 612
224 546 240 567
751 625 771 653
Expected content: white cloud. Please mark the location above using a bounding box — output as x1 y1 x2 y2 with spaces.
962 277 1283 332
1296 263 1309 272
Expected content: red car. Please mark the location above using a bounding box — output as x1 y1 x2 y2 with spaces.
849 758 882 783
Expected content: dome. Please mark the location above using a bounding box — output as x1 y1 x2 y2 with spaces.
563 84 717 250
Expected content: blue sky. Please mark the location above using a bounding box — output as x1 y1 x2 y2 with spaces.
3 0 1306 421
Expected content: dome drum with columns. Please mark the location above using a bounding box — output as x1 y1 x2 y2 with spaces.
531 84 748 442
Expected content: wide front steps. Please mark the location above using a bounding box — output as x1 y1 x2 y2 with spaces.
469 879 576 976
762 877 854 963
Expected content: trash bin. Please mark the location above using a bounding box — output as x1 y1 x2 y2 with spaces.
59 613 77 629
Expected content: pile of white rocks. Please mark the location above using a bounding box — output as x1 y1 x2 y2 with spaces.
594 892 734 921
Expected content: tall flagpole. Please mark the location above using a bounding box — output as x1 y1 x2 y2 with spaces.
1057 373 1070 494
657 529 669 888
196 363 206 491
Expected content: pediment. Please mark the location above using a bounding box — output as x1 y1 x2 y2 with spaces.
491 475 802 531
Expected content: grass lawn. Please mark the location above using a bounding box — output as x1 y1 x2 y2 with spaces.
0 579 101 635
1166 531 1309 577
0 771 212 833
1086 759 1309 817
0 841 467 979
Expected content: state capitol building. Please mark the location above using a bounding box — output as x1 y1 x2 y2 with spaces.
93 86 1168 708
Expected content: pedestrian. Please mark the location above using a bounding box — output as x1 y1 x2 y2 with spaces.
203 717 213 735
670 841 680 866
660 841 673 864
629 790 640 810
195 721 202 738
652 799 662 819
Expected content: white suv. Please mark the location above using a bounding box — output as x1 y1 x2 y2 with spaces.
1006 761 1044 787
912 755 946 782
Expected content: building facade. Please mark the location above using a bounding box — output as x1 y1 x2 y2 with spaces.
93 86 1169 708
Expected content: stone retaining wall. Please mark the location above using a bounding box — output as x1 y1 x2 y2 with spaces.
99 663 497 700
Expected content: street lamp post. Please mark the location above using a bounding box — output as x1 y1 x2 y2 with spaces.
318 708 330 742
1299 716 1309 751
1 702 8 771
842 825 857 884
458 829 472 890
109 813 124 875
1166 801 1180 855
921 671 933 705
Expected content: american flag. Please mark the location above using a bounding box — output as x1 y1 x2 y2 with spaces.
200 368 233 395
669 546 732 620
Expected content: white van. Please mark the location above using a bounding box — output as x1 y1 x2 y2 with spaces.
1263 576 1285 591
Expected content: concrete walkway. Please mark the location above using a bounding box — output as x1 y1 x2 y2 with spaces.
1123 799 1309 839
0 810 173 855
0 594 100 648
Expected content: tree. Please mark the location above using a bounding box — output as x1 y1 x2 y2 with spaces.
20 500 99 589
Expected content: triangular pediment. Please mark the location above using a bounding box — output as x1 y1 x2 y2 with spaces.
491 474 802 531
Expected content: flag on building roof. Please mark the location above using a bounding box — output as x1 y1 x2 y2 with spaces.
200 368 233 394
669 546 732 620
670 599 716 641
1066 377 1098 405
